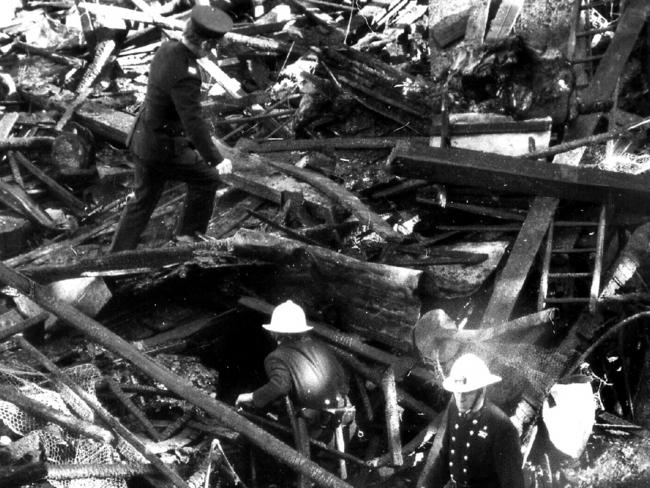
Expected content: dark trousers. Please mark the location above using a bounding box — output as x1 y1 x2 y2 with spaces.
110 146 220 252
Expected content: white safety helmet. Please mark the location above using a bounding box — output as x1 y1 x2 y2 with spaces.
263 300 313 334
442 353 501 393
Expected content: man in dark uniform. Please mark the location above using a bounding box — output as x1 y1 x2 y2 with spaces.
110 5 234 252
429 353 525 488
235 300 350 441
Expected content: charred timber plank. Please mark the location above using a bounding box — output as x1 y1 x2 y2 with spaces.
381 366 403 466
485 0 524 41
465 0 491 44
12 151 88 218
221 165 336 223
244 118 552 153
0 137 55 150
17 247 210 283
0 313 49 344
480 0 650 328
209 194 265 239
232 229 421 351
12 41 84 69
0 181 58 229
481 197 557 326
215 141 339 221
431 9 469 48
0 262 353 488
265 160 403 243
5 192 184 268
389 144 650 211
20 90 131 147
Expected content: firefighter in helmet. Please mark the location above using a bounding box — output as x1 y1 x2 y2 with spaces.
429 353 524 488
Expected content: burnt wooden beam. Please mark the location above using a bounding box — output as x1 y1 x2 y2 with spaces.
18 246 213 283
12 40 84 69
0 137 55 150
12 151 88 218
0 181 58 229
265 159 403 243
20 90 132 147
244 118 552 153
389 143 650 211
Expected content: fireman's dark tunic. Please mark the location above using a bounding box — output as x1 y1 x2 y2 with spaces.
110 39 224 252
252 336 349 410
429 400 524 488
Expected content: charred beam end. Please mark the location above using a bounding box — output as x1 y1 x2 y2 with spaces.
18 244 230 283
388 143 650 213
0 137 55 150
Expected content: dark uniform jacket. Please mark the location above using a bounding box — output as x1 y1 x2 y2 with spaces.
252 336 349 410
130 39 223 165
429 400 524 488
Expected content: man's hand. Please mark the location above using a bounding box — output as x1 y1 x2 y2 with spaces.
215 158 232 175
235 392 254 407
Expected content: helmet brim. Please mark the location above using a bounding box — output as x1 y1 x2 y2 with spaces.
263 323 313 334
442 374 502 393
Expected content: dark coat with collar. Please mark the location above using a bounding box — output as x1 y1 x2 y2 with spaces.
429 399 524 488
130 39 223 165
252 336 349 410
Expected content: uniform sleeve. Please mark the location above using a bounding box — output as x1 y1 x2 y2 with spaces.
493 420 525 488
169 68 224 165
428 417 450 488
252 354 293 408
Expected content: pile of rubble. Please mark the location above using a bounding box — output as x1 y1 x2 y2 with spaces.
0 0 650 487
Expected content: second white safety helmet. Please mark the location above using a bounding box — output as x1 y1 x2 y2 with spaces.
442 353 502 393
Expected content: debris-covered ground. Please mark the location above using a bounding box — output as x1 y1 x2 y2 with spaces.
1 0 650 487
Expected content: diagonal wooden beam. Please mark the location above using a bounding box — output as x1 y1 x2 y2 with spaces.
481 0 650 327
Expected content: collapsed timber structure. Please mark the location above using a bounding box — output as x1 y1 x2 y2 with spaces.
1 0 650 487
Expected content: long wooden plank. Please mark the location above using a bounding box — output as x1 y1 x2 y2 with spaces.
481 0 650 326
485 0 524 41
481 197 557 325
390 143 650 211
